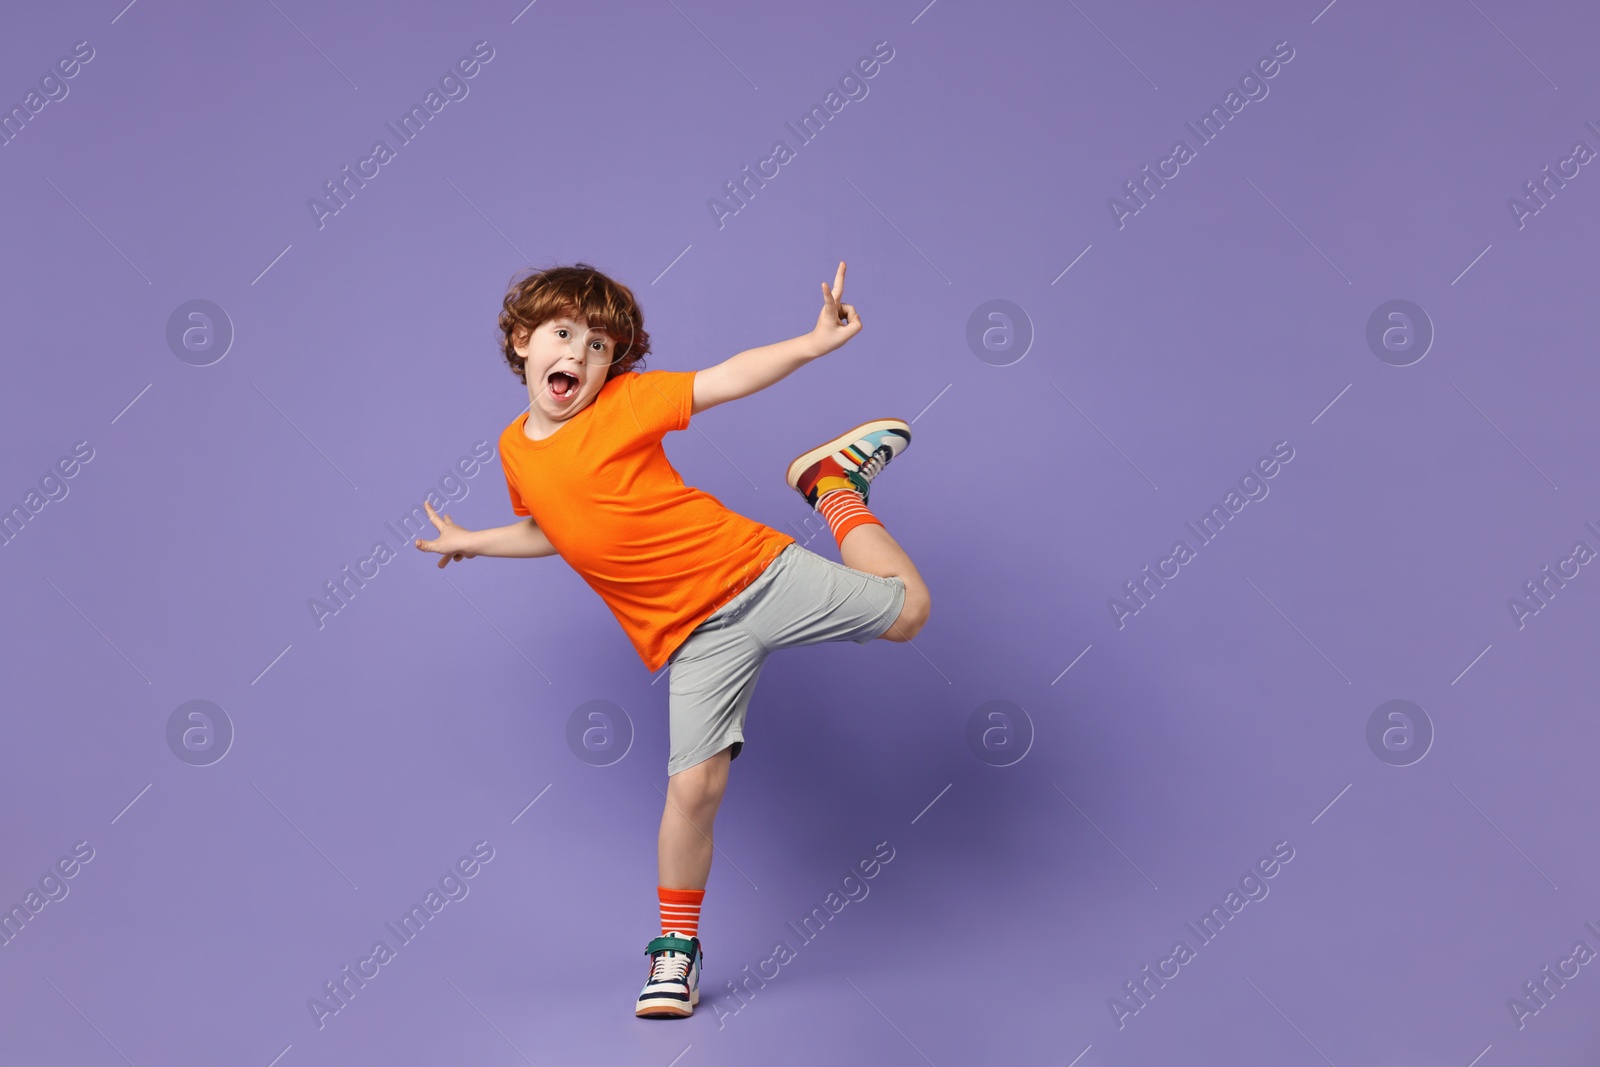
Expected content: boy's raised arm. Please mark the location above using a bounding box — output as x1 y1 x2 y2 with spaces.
691 261 863 415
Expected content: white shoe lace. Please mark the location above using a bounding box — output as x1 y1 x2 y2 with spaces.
855 441 898 481
649 951 691 984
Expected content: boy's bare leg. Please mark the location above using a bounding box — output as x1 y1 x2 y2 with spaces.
657 747 732 889
839 523 930 642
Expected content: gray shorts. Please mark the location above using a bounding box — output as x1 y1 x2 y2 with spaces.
664 542 907 776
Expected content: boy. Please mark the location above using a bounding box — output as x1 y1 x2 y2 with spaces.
414 261 930 1018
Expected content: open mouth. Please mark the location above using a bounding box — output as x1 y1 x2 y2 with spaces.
547 370 580 399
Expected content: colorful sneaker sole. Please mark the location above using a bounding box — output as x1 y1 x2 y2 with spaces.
635 987 699 1018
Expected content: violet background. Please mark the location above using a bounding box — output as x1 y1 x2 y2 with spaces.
3 1 1599 1064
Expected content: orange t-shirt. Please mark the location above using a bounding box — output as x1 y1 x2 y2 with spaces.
498 368 795 672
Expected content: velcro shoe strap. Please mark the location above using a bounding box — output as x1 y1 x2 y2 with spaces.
645 935 698 957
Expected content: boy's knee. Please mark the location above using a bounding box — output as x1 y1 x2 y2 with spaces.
667 777 722 817
668 752 730 810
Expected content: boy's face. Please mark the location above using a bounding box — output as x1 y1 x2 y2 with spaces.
516 313 616 423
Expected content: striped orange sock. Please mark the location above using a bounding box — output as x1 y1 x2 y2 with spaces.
816 488 881 546
658 886 704 937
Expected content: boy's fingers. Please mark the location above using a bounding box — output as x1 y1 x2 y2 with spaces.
821 284 841 319
832 261 846 298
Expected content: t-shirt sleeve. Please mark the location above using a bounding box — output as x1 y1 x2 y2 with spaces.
626 370 694 439
505 464 531 517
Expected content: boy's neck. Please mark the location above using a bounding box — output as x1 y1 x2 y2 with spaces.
524 393 590 440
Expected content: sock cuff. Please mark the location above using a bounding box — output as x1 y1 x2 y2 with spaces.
658 885 706 904
832 510 883 542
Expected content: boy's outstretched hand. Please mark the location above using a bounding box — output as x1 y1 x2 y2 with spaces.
811 260 863 354
415 500 478 569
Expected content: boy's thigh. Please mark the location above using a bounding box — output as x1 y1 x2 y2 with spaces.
741 544 906 651
666 622 768 777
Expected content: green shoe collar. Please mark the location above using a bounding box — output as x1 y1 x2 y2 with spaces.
645 934 699 957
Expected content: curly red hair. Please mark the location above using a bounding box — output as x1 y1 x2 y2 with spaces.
497 262 651 385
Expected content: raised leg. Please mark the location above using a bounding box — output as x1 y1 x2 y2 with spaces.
839 522 930 642
657 746 732 889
